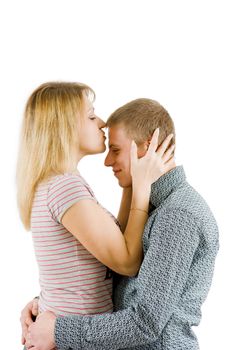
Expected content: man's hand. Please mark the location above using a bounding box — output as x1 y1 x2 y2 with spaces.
25 311 56 350
20 298 39 345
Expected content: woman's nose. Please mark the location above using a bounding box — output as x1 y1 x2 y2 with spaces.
98 117 106 129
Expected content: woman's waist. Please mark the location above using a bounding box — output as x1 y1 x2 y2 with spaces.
38 287 113 316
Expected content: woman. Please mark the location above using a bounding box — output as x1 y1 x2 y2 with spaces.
17 82 174 344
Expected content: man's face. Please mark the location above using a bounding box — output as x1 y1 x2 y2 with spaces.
104 125 134 187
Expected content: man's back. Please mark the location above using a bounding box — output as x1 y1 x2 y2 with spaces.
114 166 219 349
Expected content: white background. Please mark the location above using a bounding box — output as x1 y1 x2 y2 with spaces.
0 1 232 349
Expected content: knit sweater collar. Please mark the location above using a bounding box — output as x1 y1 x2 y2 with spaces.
149 166 186 210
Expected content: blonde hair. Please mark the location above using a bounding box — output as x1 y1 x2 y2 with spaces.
107 98 175 146
16 81 95 230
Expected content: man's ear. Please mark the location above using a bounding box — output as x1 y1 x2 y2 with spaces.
146 139 151 150
143 139 151 151
137 140 150 157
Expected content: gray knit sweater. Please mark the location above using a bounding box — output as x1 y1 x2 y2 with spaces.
55 166 219 349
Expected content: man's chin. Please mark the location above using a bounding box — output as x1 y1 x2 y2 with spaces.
118 179 132 188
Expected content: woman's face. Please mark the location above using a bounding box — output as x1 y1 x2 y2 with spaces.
78 96 106 157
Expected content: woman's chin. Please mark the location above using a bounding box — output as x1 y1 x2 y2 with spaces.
90 144 106 155
100 144 106 153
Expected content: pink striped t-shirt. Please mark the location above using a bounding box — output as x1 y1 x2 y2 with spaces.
31 173 114 316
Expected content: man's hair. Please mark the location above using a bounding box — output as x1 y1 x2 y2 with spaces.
106 98 175 146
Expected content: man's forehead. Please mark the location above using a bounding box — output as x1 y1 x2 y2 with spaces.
108 125 131 143
108 134 122 148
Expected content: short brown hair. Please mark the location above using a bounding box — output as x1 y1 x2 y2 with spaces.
106 98 175 146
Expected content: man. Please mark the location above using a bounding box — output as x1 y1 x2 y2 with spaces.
22 98 219 349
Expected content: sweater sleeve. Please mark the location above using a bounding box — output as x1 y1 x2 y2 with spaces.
54 209 200 350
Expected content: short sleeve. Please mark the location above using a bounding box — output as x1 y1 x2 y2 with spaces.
47 174 96 224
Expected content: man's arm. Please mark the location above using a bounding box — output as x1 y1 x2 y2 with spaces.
55 209 200 350
117 187 132 231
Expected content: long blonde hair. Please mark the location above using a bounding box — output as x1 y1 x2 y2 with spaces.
16 81 95 230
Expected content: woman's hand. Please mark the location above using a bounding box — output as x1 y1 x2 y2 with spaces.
25 311 56 350
130 128 175 188
20 298 39 345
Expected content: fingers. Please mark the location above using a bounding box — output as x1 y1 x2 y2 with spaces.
25 325 35 349
21 315 32 344
162 144 175 163
25 316 34 326
25 331 31 349
21 333 26 345
21 318 33 346
21 324 28 344
32 299 39 317
21 299 38 345
156 133 174 157
146 128 160 157
130 140 138 164
164 156 175 171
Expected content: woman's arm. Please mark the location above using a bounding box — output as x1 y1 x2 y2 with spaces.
62 190 149 277
62 131 174 276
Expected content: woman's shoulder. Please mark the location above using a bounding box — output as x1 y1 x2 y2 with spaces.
45 172 95 199
47 172 85 186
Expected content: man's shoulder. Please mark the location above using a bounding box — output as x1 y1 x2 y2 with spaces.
156 181 215 221
147 181 218 242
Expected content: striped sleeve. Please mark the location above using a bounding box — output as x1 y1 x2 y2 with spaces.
47 175 96 224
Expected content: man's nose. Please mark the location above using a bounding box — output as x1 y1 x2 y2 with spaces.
104 152 113 167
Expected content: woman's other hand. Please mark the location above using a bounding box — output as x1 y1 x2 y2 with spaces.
20 298 39 345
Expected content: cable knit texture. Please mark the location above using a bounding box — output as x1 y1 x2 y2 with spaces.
55 166 219 350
